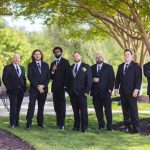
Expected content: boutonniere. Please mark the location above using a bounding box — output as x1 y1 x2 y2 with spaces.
82 67 87 72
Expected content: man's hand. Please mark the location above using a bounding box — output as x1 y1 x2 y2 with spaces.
115 89 119 96
133 89 139 97
52 64 57 72
37 85 45 93
84 93 89 97
93 78 99 83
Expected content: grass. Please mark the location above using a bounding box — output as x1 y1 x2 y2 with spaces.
66 96 150 111
0 113 150 150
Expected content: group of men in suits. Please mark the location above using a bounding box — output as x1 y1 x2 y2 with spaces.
1 47 148 134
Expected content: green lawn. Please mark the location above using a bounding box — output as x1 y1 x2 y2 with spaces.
66 96 150 111
0 114 150 150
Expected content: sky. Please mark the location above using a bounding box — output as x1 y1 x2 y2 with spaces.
2 16 45 32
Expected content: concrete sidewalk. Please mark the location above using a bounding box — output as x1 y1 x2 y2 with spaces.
0 96 150 117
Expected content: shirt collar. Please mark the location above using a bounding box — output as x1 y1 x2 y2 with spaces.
125 61 131 65
75 61 81 66
36 60 41 64
13 63 19 67
56 57 61 61
97 62 103 67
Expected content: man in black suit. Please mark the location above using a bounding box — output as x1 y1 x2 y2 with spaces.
143 62 150 102
2 54 26 128
91 53 115 131
115 49 142 133
69 51 92 133
26 49 50 129
50 47 70 130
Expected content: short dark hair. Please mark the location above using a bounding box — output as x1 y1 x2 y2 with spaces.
124 49 133 55
73 51 81 55
53 47 63 53
31 49 43 61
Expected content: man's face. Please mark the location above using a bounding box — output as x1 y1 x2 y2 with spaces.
12 54 21 65
73 53 81 63
33 51 42 61
96 54 104 64
124 51 133 62
53 49 62 58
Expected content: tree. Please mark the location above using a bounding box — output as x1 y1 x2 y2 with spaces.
9 0 150 65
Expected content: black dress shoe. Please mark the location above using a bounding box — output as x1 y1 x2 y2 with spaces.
107 128 113 131
10 124 15 128
60 126 64 130
15 123 20 127
82 129 87 133
121 127 131 133
73 127 79 131
38 125 45 128
26 123 31 130
131 128 139 134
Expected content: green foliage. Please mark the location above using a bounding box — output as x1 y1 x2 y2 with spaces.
0 19 32 73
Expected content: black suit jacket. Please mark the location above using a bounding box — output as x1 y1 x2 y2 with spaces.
50 57 70 92
90 63 115 96
2 63 26 94
115 61 142 95
69 62 92 96
143 62 150 94
28 61 50 93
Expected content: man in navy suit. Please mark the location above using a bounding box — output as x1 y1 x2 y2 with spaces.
2 54 26 128
115 49 142 133
50 47 70 130
26 49 50 129
91 53 115 131
143 62 150 103
69 51 92 133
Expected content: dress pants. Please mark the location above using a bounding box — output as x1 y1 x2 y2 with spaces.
92 94 112 130
26 92 47 126
8 89 24 126
70 93 88 131
121 94 139 130
53 90 66 127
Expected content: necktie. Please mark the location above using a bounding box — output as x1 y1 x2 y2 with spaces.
98 65 101 75
124 64 128 74
74 64 78 74
56 60 59 66
16 66 19 75
37 63 41 73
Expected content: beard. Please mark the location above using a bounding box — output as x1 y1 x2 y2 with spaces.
97 60 103 64
55 54 61 59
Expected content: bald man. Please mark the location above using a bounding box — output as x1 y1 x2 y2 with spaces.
2 54 26 128
90 53 115 131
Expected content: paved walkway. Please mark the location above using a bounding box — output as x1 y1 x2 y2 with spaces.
0 96 150 117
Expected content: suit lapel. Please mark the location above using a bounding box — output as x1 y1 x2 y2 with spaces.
96 63 106 76
75 63 83 78
123 61 134 76
126 61 134 73
11 63 20 78
33 61 41 75
19 66 24 78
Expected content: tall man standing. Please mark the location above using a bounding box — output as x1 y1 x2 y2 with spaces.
91 53 115 131
50 47 70 130
2 54 26 128
26 49 50 129
69 51 92 133
115 49 142 133
143 62 150 103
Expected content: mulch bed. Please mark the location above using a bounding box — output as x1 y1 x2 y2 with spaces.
0 129 35 150
112 118 150 135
